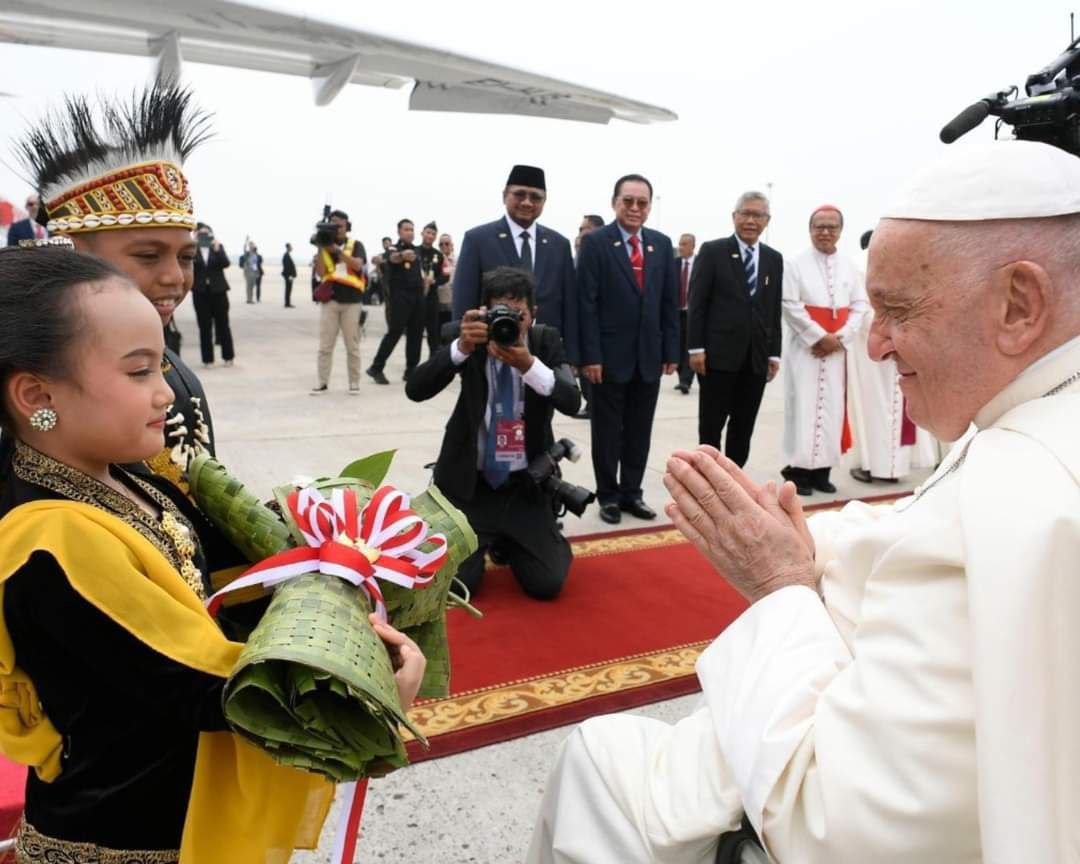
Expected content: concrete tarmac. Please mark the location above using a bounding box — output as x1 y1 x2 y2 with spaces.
173 270 930 863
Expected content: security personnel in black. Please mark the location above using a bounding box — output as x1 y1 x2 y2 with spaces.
417 220 450 357
367 218 425 385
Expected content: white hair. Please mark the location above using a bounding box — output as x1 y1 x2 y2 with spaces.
734 191 770 213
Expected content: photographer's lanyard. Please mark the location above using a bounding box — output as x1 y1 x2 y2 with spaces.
485 358 526 474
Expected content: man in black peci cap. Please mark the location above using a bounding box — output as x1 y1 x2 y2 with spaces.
452 165 578 365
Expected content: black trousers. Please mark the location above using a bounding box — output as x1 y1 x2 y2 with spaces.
192 291 234 364
590 373 661 506
424 287 442 357
255 274 262 302
371 286 424 372
283 276 294 306
677 308 694 389
698 350 766 468
449 474 572 601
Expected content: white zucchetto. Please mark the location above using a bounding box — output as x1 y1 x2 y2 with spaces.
882 138 1080 221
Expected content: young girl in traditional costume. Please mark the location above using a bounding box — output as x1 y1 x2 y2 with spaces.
0 246 425 862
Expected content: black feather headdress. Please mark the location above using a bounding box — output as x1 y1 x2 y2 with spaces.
15 84 212 233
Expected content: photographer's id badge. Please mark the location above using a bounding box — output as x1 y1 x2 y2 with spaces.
494 419 526 463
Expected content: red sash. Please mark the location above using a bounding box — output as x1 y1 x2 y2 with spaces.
805 305 853 454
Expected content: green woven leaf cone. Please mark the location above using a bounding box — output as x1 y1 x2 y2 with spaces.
299 479 477 699
187 453 293 562
223 573 422 781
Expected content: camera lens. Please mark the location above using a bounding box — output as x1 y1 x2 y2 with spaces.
489 316 519 346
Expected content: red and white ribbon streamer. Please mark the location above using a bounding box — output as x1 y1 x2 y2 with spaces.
333 780 368 864
206 484 448 621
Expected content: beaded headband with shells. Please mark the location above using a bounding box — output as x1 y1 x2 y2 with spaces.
15 84 211 237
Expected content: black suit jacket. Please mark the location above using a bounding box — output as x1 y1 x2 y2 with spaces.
687 235 783 376
577 222 679 384
282 251 297 278
405 323 581 502
451 217 578 362
5 219 37 246
192 246 231 295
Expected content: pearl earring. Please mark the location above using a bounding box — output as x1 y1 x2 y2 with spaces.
29 407 58 432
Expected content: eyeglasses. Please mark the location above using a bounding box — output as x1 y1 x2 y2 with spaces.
618 196 651 210
508 189 546 204
735 209 770 221
439 241 452 247
812 224 841 232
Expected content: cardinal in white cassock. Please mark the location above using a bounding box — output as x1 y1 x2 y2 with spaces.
780 205 868 495
527 138 1080 864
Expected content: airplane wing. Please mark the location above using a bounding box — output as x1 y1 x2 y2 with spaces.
0 0 677 124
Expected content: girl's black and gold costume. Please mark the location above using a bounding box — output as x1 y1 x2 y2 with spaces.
0 442 331 863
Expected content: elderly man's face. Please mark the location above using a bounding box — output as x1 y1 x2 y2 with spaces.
866 220 994 441
810 210 842 254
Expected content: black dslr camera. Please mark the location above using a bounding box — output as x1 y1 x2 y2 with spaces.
941 30 1080 156
527 438 596 518
311 204 338 248
485 304 524 346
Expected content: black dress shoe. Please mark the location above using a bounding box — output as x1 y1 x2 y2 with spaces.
850 467 899 484
619 499 657 520
365 367 389 385
599 504 622 525
674 384 689 394
814 479 838 494
795 484 814 497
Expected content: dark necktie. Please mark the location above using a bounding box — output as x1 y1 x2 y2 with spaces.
482 361 515 488
679 259 689 308
743 246 757 296
519 231 533 273
629 234 645 291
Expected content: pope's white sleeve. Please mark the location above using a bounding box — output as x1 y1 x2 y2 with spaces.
961 427 1080 862
697 587 850 830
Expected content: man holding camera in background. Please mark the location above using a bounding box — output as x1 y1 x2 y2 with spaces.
192 221 235 368
406 266 582 600
367 218 426 385
311 208 367 394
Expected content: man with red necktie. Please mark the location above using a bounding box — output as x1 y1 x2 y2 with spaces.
577 174 679 525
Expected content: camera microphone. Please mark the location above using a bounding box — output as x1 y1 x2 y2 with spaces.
939 101 992 144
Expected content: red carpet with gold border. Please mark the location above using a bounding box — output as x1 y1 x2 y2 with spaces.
405 492 904 762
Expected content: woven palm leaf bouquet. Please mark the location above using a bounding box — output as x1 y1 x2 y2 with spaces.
186 450 477 781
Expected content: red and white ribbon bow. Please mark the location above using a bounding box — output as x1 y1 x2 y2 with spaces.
206 484 448 620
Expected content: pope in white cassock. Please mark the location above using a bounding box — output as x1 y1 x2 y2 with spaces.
527 138 1080 864
780 206 868 495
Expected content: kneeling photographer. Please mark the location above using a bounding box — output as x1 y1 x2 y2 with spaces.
406 266 584 600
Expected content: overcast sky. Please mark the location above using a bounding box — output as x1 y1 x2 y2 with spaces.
0 1 1070 263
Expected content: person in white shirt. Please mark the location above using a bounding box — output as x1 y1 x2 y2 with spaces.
528 138 1080 864
780 206 868 495
847 227 940 484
